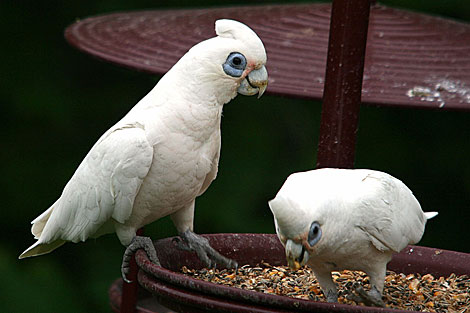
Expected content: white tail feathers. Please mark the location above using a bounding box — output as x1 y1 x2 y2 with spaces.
18 239 66 259
31 204 55 239
19 202 61 259
424 211 438 220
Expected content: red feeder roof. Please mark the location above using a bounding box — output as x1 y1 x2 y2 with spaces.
65 3 470 111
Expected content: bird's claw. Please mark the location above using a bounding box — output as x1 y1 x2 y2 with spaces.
173 237 192 251
122 236 160 283
325 289 339 303
351 286 385 307
177 230 238 270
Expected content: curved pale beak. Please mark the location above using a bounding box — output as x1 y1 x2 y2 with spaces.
285 239 309 270
237 65 268 98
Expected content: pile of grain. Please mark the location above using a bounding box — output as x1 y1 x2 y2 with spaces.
181 262 469 312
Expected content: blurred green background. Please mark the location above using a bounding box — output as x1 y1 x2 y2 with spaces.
1 1 469 312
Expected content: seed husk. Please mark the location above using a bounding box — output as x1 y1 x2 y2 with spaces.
181 262 470 312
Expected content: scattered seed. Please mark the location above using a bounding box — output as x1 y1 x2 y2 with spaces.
181 262 470 311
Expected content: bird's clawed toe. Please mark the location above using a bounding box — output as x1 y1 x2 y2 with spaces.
178 230 238 270
122 236 161 283
325 289 339 303
172 236 192 252
352 286 385 307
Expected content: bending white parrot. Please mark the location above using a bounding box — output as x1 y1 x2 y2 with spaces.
20 19 268 280
269 168 437 306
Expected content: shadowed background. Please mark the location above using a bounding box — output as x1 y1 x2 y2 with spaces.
1 1 469 312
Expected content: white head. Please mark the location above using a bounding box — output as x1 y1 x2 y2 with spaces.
269 172 327 270
165 19 268 105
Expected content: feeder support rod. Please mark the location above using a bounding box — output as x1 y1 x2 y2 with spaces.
316 0 371 168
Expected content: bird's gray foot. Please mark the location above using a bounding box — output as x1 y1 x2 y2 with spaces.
351 286 385 307
325 289 339 303
122 236 160 283
174 230 237 269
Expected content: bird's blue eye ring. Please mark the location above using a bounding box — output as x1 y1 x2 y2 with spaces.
308 221 322 247
223 52 247 77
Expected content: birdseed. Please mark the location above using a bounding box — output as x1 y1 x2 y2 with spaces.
181 262 470 312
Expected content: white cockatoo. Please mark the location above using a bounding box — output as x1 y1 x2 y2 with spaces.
269 168 437 306
20 19 268 280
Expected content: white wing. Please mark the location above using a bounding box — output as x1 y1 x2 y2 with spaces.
281 169 429 253
197 131 221 197
35 123 153 245
354 171 427 253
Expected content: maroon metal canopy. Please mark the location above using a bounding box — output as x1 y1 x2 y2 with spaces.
65 3 470 111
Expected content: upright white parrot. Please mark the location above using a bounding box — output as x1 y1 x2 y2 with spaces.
19 19 268 280
269 168 437 306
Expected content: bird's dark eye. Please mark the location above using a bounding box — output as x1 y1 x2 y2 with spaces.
232 57 242 66
223 52 247 77
308 221 322 247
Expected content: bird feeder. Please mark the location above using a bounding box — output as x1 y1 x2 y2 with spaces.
108 233 470 312
64 1 470 312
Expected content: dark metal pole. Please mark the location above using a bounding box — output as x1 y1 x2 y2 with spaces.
120 228 144 313
316 0 371 169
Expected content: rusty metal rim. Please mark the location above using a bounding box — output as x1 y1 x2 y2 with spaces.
137 273 295 313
